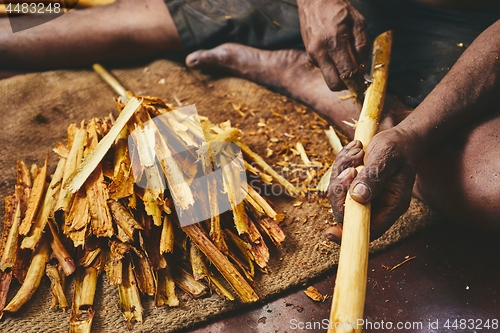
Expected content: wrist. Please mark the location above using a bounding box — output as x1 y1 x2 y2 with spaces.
386 125 429 165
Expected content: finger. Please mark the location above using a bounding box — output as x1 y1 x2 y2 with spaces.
350 11 369 66
331 140 364 177
326 25 360 80
325 224 343 244
349 151 398 204
328 167 357 223
317 55 347 91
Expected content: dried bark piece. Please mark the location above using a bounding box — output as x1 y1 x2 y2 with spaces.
189 242 207 281
47 220 76 276
224 229 255 280
85 120 114 239
0 271 12 313
160 215 175 254
304 286 326 302
182 222 258 302
245 219 270 269
105 240 130 286
246 185 277 220
65 189 90 248
19 156 48 236
171 264 207 298
16 160 33 219
0 196 16 257
219 145 248 236
130 247 156 296
0 203 21 271
255 217 286 247
46 263 68 310
142 225 166 270
3 238 50 314
154 127 195 211
155 266 179 307
118 257 143 329
108 199 143 240
22 156 66 250
56 125 87 213
70 266 98 333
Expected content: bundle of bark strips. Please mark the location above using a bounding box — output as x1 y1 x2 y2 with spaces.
0 94 299 332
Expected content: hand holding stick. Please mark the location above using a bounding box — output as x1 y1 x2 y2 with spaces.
328 30 393 333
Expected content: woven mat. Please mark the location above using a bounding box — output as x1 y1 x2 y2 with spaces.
0 58 437 332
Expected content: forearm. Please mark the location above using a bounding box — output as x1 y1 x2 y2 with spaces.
396 19 500 155
0 0 181 70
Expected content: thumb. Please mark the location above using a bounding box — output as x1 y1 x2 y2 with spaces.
349 162 394 204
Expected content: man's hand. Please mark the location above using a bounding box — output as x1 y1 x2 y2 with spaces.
327 128 420 242
297 0 368 90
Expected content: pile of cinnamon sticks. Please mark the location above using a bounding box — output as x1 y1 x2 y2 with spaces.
0 95 299 332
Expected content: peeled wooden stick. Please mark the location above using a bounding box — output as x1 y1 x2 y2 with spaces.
92 64 127 99
64 97 141 193
328 30 392 333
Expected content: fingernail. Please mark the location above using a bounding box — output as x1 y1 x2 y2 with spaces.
324 226 342 243
352 182 371 201
347 148 361 156
345 140 357 149
337 168 351 179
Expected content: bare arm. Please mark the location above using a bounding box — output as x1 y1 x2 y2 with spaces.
329 19 500 239
395 19 500 158
0 0 181 70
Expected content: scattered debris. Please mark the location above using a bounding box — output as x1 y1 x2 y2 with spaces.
304 286 326 302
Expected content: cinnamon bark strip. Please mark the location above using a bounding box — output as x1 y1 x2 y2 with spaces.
160 215 175 254
69 266 98 333
108 199 143 240
171 264 207 298
182 222 258 302
118 257 143 329
46 263 68 310
0 271 12 313
56 125 87 213
47 219 76 276
85 119 114 238
3 237 50 314
22 156 66 250
130 247 156 296
155 266 179 307
19 156 48 236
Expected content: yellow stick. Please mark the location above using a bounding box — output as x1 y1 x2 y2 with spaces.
328 31 392 333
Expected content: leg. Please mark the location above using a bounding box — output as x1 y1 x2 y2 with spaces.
414 110 500 232
186 43 410 137
0 0 182 70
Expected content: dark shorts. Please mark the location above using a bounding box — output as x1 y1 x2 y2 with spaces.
165 0 500 107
